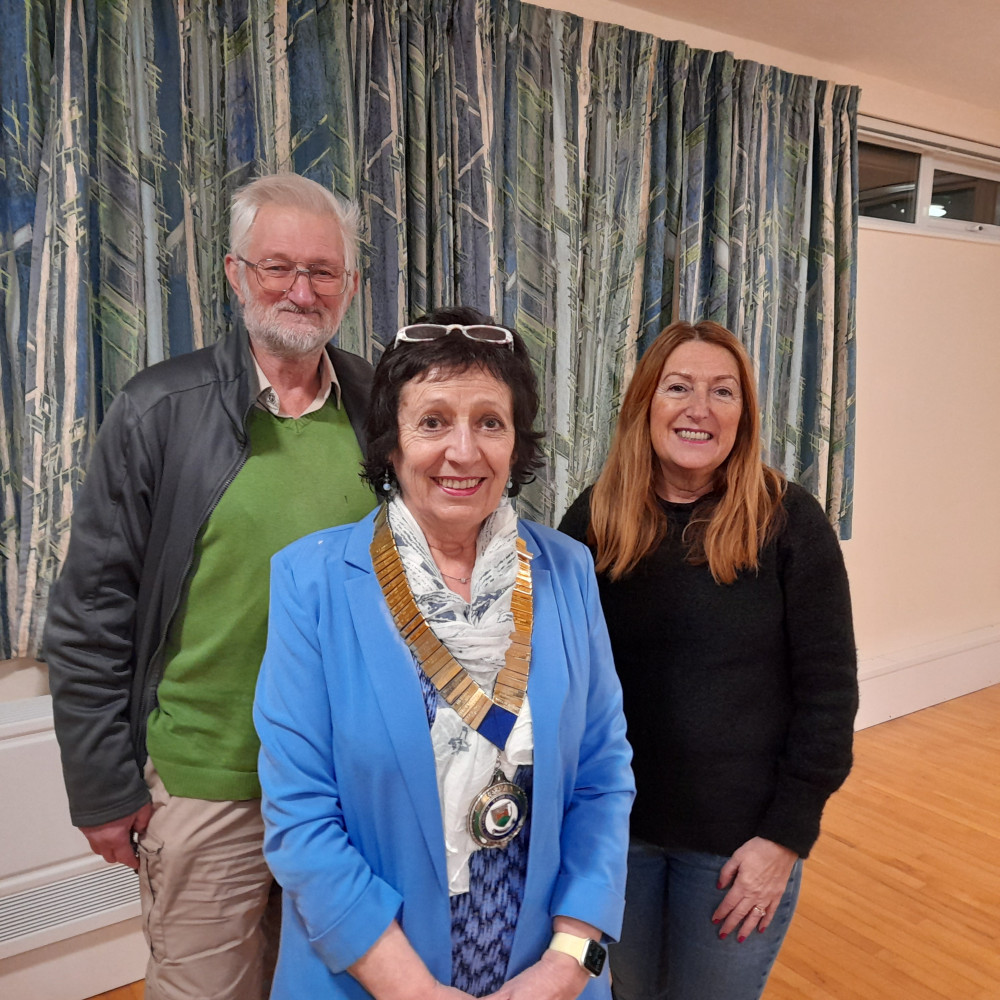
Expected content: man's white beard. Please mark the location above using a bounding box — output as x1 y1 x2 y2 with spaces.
240 276 338 359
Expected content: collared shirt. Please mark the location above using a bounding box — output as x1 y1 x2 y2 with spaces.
252 349 341 417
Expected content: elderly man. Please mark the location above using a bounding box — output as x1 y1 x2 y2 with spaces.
44 174 375 1000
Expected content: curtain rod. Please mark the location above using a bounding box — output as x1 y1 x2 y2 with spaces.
858 114 1000 166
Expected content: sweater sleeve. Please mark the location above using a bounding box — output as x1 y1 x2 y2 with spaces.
756 484 859 857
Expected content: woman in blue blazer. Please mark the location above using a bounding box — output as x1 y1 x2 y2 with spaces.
254 308 634 1000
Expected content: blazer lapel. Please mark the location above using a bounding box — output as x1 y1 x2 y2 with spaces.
343 513 448 892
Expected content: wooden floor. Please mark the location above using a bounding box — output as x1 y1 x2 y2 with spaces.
89 684 1000 1000
90 984 143 1000
764 682 1000 999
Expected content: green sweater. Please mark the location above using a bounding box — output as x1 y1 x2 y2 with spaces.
146 402 374 800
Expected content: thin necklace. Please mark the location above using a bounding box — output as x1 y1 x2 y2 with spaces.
428 542 473 584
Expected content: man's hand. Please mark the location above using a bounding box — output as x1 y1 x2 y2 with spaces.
80 803 153 871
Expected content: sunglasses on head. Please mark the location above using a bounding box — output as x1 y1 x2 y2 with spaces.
394 323 514 349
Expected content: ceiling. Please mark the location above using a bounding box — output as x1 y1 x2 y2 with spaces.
621 0 1000 111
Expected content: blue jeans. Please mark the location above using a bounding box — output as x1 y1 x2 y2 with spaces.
610 839 802 1000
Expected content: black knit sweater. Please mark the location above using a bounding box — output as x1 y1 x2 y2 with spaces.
558 482 857 858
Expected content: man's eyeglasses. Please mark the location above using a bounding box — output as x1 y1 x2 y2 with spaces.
394 323 514 349
238 257 353 296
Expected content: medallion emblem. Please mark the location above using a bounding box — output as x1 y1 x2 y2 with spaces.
468 770 528 848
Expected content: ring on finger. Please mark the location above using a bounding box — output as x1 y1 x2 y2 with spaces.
751 904 767 916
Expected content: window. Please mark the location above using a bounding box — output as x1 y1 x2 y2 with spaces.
930 170 1000 227
858 142 920 223
858 118 1000 242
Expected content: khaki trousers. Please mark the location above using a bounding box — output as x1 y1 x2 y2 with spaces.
137 763 280 1000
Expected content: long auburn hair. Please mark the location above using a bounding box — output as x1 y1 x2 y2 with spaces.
589 320 786 584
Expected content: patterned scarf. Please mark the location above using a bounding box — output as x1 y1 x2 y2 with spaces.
387 496 534 895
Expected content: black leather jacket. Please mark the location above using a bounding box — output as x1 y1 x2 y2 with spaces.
44 327 373 827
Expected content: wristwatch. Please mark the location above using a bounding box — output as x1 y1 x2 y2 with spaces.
547 931 607 977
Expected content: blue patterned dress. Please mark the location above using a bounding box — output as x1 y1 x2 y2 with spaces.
416 668 532 996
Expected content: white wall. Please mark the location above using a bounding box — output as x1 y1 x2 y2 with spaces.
0 659 49 702
848 226 1000 720
547 0 1000 720
848 228 1000 656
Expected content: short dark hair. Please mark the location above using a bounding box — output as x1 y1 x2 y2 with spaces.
362 306 545 497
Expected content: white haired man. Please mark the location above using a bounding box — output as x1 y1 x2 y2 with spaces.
45 174 375 1000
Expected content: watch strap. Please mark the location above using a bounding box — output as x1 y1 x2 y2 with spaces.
547 931 607 977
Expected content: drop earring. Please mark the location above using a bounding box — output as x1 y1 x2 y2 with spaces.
382 470 393 494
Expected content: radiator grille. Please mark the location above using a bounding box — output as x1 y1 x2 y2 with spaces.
0 694 52 734
0 865 140 944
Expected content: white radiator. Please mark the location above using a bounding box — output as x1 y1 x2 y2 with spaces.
0 696 146 999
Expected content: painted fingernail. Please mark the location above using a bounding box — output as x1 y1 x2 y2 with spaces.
738 935 746 943
712 918 721 925
719 932 728 940
758 926 766 933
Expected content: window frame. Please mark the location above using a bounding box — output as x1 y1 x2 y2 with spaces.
858 117 1000 244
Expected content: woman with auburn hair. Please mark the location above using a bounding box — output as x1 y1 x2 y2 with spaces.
559 320 858 1000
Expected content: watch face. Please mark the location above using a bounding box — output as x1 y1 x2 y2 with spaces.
583 939 607 977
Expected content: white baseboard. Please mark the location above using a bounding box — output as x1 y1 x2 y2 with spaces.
0 917 146 1000
856 624 1000 729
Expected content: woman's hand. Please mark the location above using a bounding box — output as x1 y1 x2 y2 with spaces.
348 922 476 999
484 915 598 1000
712 836 798 941
482 949 589 1000
429 987 476 999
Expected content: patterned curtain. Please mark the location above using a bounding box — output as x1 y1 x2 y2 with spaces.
660 52 858 524
0 0 858 659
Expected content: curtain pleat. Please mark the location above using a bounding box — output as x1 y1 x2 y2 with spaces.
0 1 52 657
16 0 95 660
0 0 858 658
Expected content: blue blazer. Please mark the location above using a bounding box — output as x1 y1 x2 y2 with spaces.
254 508 634 999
